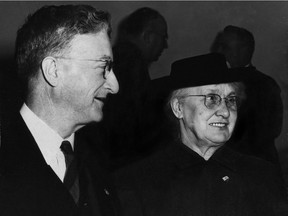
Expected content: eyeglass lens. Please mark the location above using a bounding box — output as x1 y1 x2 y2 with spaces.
103 60 113 79
205 94 237 110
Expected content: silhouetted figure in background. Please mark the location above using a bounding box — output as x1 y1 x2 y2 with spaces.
105 7 168 169
210 25 283 166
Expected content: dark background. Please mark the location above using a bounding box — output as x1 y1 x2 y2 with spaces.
0 1 287 165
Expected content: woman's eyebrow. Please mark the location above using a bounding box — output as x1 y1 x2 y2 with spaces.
227 91 237 96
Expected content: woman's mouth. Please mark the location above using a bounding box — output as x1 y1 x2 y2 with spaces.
209 122 228 128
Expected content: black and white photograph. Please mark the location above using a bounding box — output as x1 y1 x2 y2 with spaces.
0 1 288 215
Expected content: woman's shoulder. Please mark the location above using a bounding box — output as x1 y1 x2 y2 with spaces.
223 146 278 172
225 147 285 189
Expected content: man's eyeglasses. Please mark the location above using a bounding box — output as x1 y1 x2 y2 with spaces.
55 57 113 79
183 93 239 111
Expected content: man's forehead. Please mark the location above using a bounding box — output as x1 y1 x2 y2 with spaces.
68 31 112 58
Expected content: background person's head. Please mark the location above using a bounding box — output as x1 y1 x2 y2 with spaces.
115 7 168 64
163 53 244 158
15 5 119 135
210 25 255 68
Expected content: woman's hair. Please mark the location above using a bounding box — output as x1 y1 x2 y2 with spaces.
164 88 185 141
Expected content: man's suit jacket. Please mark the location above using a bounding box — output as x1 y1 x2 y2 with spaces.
0 112 121 216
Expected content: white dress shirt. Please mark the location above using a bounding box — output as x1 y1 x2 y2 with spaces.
20 103 74 182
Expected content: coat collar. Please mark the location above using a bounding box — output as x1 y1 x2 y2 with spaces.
164 141 240 172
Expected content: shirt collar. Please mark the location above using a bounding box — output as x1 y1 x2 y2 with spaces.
20 103 75 163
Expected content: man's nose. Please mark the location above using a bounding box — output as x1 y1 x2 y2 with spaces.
104 69 119 94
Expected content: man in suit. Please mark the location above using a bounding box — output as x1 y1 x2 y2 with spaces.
0 5 120 216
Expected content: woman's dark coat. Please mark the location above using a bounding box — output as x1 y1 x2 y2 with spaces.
115 142 288 216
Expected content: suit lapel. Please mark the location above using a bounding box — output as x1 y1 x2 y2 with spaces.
0 113 79 214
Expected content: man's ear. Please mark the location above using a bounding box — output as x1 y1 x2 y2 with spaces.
170 98 183 119
41 57 59 87
142 28 153 45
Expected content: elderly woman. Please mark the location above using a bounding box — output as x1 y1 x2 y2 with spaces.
115 53 287 216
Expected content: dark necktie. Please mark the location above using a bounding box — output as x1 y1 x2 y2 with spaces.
60 140 80 204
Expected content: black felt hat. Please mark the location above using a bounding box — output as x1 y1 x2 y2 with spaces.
166 53 240 91
150 53 243 101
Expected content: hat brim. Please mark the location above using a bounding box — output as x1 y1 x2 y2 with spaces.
152 71 243 95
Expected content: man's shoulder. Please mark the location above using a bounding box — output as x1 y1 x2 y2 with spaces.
0 110 45 173
1 111 30 153
247 66 281 91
